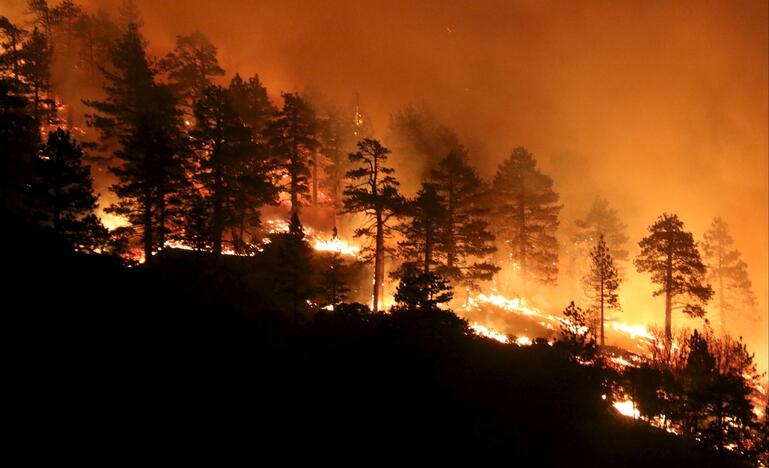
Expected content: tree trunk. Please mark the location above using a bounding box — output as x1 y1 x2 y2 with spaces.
143 186 153 265
424 219 432 275
600 270 605 346
312 151 318 206
213 151 223 256
665 243 673 342
446 172 455 271
373 210 384 313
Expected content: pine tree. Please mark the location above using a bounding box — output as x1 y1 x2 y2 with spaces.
51 0 83 53
574 195 629 260
20 27 53 125
162 31 225 112
702 216 758 332
73 10 119 81
26 1 53 47
395 182 447 276
85 24 187 264
190 83 274 254
429 150 498 291
265 92 319 216
0 16 27 84
343 138 404 313
635 213 713 341
492 146 561 291
30 128 106 251
582 234 621 346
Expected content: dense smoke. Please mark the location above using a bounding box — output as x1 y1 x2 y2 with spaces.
2 0 765 371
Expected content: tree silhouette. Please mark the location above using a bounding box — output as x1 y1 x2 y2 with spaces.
20 27 53 124
429 150 498 292
342 138 404 313
162 31 225 112
190 83 274 254
702 217 758 333
85 24 187 264
582 235 621 346
265 92 319 216
395 182 447 276
493 146 561 291
0 78 40 214
0 16 28 84
29 128 106 251
271 212 315 321
392 266 453 312
51 0 83 53
560 301 593 346
635 213 713 341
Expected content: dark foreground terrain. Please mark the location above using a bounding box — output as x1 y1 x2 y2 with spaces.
5 218 748 466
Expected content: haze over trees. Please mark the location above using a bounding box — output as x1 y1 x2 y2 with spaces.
635 213 714 341
702 216 758 333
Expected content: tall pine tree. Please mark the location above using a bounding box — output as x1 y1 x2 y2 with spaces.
492 146 561 292
265 92 319 216
635 213 713 341
429 150 498 292
395 182 447 276
343 138 404 313
85 23 187 264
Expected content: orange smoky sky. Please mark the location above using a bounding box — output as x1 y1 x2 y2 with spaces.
2 0 767 371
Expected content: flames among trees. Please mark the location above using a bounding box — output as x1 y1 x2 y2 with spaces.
0 2 766 463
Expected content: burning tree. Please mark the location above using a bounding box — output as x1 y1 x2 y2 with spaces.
85 24 188 264
634 213 713 341
492 146 561 292
29 128 106 251
265 92 319 216
429 150 498 292
582 234 621 346
342 138 404 313
702 216 758 333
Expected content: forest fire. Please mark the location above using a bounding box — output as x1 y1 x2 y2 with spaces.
1 0 766 464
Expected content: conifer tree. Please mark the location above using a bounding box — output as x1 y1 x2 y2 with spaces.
395 182 447 276
429 150 498 291
265 92 319 216
492 146 561 291
190 83 274 254
582 234 621 346
85 24 187 264
20 27 53 124
0 17 27 84
573 196 629 266
0 78 40 213
702 216 758 332
30 128 106 251
51 0 83 53
162 31 225 112
635 213 713 341
343 138 404 313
